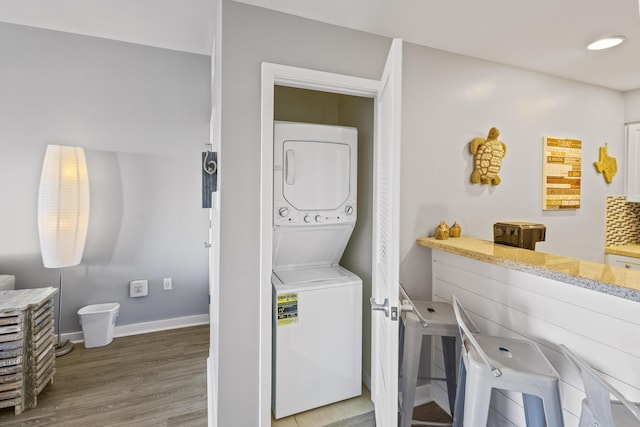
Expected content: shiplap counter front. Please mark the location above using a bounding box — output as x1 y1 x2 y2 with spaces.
0 287 57 415
416 236 640 426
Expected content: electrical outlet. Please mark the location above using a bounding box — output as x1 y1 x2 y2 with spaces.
163 277 172 291
130 280 148 297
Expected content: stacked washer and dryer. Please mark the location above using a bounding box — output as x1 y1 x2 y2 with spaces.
271 121 363 419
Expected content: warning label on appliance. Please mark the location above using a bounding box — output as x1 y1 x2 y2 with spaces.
277 293 298 326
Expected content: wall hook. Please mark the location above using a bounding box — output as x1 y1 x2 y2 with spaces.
203 143 217 175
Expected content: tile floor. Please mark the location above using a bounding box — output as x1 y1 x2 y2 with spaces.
270 387 452 426
271 386 374 427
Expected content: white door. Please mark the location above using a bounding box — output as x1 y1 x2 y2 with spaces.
208 8 221 425
370 38 402 427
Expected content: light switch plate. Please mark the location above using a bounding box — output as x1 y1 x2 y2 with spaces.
130 280 148 297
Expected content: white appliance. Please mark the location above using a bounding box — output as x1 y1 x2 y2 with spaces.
273 121 357 227
272 121 362 419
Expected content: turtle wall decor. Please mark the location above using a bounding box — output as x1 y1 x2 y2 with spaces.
470 127 507 185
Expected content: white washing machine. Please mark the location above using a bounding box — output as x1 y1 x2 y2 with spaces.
272 122 362 419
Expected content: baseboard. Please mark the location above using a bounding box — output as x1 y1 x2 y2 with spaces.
399 383 435 408
363 373 433 409
413 383 435 407
63 314 210 343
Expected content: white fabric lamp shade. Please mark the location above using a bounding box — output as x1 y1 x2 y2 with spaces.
38 145 90 268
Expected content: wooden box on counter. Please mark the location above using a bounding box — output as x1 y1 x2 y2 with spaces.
0 287 57 415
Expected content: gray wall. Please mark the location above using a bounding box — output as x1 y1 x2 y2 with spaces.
219 1 389 425
219 2 627 425
0 23 211 334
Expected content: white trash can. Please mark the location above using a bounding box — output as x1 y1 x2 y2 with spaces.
78 303 120 348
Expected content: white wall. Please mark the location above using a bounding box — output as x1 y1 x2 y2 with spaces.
0 23 211 334
432 250 640 426
219 2 628 424
625 89 640 123
400 42 625 301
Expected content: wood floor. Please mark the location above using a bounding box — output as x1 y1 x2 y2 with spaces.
0 325 209 427
0 323 452 427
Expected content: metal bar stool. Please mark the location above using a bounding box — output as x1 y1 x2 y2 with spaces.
560 344 640 426
451 295 564 427
399 284 460 427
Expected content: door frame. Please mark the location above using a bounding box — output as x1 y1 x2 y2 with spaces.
260 63 380 426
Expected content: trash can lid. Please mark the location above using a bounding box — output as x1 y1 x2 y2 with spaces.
78 302 120 316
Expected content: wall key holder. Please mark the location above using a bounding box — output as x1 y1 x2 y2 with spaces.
202 144 217 208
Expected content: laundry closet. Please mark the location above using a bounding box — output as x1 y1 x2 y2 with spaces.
271 86 374 418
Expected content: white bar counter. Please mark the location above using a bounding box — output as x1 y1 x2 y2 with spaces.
416 236 640 426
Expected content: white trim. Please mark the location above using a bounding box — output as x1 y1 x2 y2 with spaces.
63 314 210 343
260 62 379 427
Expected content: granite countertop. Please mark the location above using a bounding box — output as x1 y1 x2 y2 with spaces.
416 236 640 302
604 243 640 258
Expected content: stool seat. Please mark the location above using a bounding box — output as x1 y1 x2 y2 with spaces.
404 301 459 336
452 296 564 427
400 287 460 427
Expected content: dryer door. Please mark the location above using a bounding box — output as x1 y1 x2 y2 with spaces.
282 140 351 211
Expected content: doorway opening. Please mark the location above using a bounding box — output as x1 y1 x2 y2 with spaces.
260 63 380 426
272 87 374 424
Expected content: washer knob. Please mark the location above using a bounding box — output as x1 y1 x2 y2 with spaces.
315 215 323 223
345 205 354 215
278 207 289 217
304 215 312 223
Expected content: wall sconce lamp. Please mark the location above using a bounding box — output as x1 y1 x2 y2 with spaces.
38 145 90 357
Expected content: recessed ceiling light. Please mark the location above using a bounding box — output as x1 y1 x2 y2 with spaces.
587 36 626 50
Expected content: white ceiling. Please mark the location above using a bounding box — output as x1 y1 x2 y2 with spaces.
0 0 216 55
1 0 640 92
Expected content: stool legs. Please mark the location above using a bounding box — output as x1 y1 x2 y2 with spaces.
523 388 564 427
523 394 545 427
442 335 458 415
541 387 564 427
401 333 459 427
452 352 466 427
462 362 492 427
400 323 420 427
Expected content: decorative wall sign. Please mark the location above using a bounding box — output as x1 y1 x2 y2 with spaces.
593 143 617 184
543 137 581 210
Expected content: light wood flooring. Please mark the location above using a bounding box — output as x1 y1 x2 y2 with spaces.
0 325 209 427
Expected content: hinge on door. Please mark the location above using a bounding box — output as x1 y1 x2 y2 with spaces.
202 149 218 208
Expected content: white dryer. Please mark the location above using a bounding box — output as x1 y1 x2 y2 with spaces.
273 121 357 226
272 122 362 419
